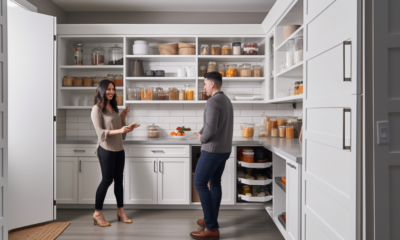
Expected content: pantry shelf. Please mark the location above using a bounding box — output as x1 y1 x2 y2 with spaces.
237 194 273 203
275 177 287 193
59 65 124 70
197 101 269 104
125 55 196 62
125 100 202 104
60 87 124 90
266 95 303 104
237 161 273 169
198 55 266 62
275 61 303 78
276 26 303 52
58 106 126 109
126 77 196 81
198 77 265 82
238 178 272 186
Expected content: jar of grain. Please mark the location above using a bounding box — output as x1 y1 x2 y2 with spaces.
199 63 207 77
153 87 163 100
141 87 153 101
271 128 279 137
168 87 178 101
218 64 225 77
200 44 209 55
279 126 286 138
116 94 123 105
207 61 217 73
277 118 285 127
299 81 303 94
114 74 123 87
73 77 83 86
222 44 231 55
240 63 252 77
147 123 160 138
270 117 278 129
179 89 185 101
241 123 255 138
211 45 221 55
83 77 93 87
226 64 238 77
157 90 169 100
252 65 262 77
127 87 141 100
63 76 74 86
232 42 241 55
185 84 195 100
286 124 294 139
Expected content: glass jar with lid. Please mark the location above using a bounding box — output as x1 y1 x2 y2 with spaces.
239 63 252 77
63 76 74 86
157 90 169 100
153 87 163 100
286 39 295 67
232 42 241 55
127 87 142 100
241 123 255 137
199 63 207 77
286 123 295 139
200 44 209 55
226 64 238 77
299 81 303 94
91 45 105 65
211 45 221 55
116 93 123 105
84 77 93 87
294 81 300 95
73 44 83 65
179 88 185 101
168 87 178 101
185 84 195 100
73 77 83 86
222 44 231 55
294 37 303 64
114 74 123 86
244 43 259 55
108 44 123 65
252 65 262 77
200 92 210 101
141 87 153 101
147 123 160 138
107 74 115 84
218 64 225 77
279 126 286 138
207 61 217 73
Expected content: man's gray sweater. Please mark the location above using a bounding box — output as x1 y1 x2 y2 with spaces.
199 91 234 153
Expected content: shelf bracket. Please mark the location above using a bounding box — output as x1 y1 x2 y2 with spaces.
292 103 297 109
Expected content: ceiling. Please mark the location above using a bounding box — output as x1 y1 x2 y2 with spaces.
51 0 276 12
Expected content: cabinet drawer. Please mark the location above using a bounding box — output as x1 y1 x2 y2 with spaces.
57 144 97 157
124 145 189 158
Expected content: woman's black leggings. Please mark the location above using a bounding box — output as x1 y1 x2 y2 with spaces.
95 146 125 210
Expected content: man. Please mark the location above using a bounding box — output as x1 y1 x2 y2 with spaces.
191 72 234 240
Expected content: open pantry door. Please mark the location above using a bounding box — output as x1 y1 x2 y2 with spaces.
302 0 362 239
8 7 56 230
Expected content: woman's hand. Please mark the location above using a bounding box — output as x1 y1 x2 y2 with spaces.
120 106 129 123
194 132 202 141
120 126 132 134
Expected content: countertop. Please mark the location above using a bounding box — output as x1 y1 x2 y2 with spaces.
57 136 302 163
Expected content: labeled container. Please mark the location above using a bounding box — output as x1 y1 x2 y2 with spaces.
179 89 185 101
168 87 179 101
73 44 83 65
108 44 123 65
63 76 74 86
241 123 255 138
207 61 217 73
91 46 105 65
279 126 286 138
244 43 259 55
252 65 262 77
83 77 93 87
185 84 195 100
211 45 221 55
222 44 231 55
232 42 241 55
73 77 83 86
141 87 153 101
218 64 225 77
127 87 141 100
226 64 238 77
200 44 209 55
240 63 252 77
147 124 160 138
199 63 207 77
114 74 123 86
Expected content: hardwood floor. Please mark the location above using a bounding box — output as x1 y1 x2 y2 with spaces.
56 209 284 240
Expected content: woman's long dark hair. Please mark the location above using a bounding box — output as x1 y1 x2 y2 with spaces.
94 80 119 114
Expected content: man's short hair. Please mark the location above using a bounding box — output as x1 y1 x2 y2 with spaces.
204 71 223 89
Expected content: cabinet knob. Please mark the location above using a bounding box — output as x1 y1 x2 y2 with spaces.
151 150 165 153
287 163 296 170
73 150 85 153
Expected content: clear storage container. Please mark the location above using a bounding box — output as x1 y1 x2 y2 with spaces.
108 44 123 65
207 61 217 73
179 88 185 101
239 63 252 77
244 43 259 55
141 87 153 101
200 44 209 55
91 45 105 65
114 74 123 87
185 84 195 100
83 77 93 87
211 45 221 55
147 124 160 138
199 63 207 77
127 87 142 100
241 123 255 137
73 44 83 65
252 65 262 77
294 37 303 64
226 64 238 77
218 64 225 77
232 42 241 55
168 87 178 101
222 44 231 55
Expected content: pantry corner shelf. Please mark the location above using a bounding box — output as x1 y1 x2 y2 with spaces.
125 55 196 62
237 161 272 169
59 65 124 70
266 95 303 104
126 77 196 81
238 194 273 203
275 61 303 78
278 214 286 230
238 178 273 186
275 26 304 52
275 177 287 192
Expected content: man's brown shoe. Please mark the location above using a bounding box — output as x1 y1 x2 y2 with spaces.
190 228 220 240
197 219 206 228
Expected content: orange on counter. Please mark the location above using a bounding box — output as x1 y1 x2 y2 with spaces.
170 132 177 136
281 177 286 186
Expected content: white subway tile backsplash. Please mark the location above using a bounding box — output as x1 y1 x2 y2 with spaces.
196 123 204 130
159 117 184 123
184 104 206 110
159 104 184 110
66 123 91 130
231 103 253 109
277 103 294 110
170 110 197 117
78 117 92 123
240 110 264 117
128 110 148 116
148 110 170 117
130 104 157 110
234 123 241 130
253 104 277 110
234 117 253 123
66 130 78 136
197 110 204 116
129 116 159 124
78 130 97 137
234 110 241 117
66 116 78 123
184 117 203 123
66 109 91 116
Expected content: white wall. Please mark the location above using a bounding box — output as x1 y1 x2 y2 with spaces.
27 0 66 23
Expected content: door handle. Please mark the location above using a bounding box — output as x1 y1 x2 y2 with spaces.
74 150 85 153
154 161 157 173
343 109 351 150
287 163 296 170
79 160 82 172
343 41 352 81
151 150 165 153
159 161 162 173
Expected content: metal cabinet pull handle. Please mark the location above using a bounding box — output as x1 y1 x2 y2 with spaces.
287 163 296 170
343 41 352 82
154 161 157 173
343 109 351 150
79 160 82 172
151 150 165 153
159 161 162 173
74 150 85 153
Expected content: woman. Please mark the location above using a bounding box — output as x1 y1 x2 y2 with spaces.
91 80 134 227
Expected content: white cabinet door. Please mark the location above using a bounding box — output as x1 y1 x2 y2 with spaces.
78 158 116 204
8 7 56 230
124 158 158 204
286 161 301 240
221 158 235 205
158 158 190 205
56 157 78 204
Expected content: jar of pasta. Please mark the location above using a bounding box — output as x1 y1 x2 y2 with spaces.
141 87 153 101
211 45 221 55
252 65 262 77
218 64 225 77
185 84 195 100
179 88 185 101
222 44 231 55
226 64 238 77
207 61 217 73
286 124 295 139
239 63 252 77
199 63 207 77
241 123 255 138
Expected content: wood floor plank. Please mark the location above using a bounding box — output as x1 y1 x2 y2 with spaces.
55 209 285 240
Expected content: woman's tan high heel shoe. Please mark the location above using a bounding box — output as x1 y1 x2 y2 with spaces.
117 214 132 223
93 217 111 227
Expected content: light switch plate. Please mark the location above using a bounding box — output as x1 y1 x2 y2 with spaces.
377 121 389 144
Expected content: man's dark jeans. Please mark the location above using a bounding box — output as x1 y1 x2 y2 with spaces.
194 150 231 230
